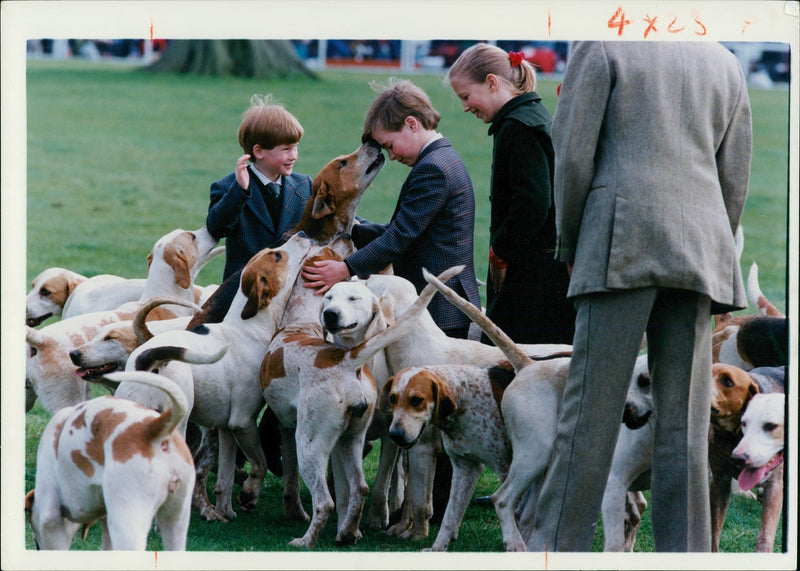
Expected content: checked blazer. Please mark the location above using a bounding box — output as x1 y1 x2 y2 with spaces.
346 137 482 332
206 167 311 280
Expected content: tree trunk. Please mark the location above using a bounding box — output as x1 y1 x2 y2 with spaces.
146 40 316 79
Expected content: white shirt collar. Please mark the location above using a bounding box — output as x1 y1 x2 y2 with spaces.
420 132 443 154
251 165 281 188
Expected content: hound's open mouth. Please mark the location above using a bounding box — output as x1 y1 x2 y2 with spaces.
328 321 358 333
27 313 52 327
738 450 784 491
75 363 119 379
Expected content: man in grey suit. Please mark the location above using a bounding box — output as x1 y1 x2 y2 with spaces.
528 42 751 552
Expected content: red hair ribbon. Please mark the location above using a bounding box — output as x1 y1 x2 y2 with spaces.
508 51 524 68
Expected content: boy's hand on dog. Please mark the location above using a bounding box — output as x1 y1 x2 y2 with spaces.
235 154 251 189
302 260 350 295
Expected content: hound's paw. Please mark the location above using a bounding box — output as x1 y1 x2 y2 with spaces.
335 529 362 546
199 507 228 523
503 539 526 552
367 506 389 530
237 491 258 512
289 537 313 549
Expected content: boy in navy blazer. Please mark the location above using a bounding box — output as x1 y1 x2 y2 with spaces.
206 94 312 280
302 79 481 339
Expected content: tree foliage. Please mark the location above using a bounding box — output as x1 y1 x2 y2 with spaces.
146 40 316 79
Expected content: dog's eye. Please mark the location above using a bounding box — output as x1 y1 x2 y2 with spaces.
763 422 778 432
273 252 282 262
721 375 734 388
637 374 650 389
29 346 38 357
40 289 50 297
339 159 348 169
409 396 424 408
389 394 398 406
349 296 360 302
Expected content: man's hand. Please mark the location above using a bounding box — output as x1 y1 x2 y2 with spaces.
301 260 350 295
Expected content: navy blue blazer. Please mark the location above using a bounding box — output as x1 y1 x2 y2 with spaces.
206 168 311 279
346 137 481 332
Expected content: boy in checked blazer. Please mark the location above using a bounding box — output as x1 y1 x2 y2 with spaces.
206 95 311 280
528 42 752 552
303 79 481 339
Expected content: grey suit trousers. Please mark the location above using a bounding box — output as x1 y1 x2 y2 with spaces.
528 287 712 552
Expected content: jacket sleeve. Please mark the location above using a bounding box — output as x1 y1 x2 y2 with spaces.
491 121 553 260
205 176 251 239
552 41 611 264
715 63 752 235
346 162 448 277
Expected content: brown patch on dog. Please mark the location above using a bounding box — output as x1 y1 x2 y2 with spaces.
240 249 288 320
144 305 178 322
260 347 286 391
25 489 35 512
40 273 80 309
711 324 737 363
361 365 377 391
52 419 66 459
163 231 198 290
711 363 758 432
112 412 172 463
314 345 347 368
71 409 88 430
86 408 127 467
71 449 95 478
104 326 141 356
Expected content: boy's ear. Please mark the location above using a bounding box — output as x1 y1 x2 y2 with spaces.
251 144 266 160
404 116 418 131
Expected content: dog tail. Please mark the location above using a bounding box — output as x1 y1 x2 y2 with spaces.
133 296 203 343
104 371 189 438
422 268 532 373
346 265 465 369
746 262 782 317
133 332 228 372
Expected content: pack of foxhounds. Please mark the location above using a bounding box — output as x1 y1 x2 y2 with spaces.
24 143 788 552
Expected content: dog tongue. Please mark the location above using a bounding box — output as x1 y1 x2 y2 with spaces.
737 452 784 491
75 368 89 378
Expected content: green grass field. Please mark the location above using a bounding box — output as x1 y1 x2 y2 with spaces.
22 59 789 554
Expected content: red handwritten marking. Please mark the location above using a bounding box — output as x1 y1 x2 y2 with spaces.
608 7 631 36
548 11 552 37
667 16 685 33
694 17 707 36
643 14 658 38
150 20 154 42
742 20 751 35
154 550 158 569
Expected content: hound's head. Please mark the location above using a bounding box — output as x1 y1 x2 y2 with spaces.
147 227 223 290
732 392 784 491
321 280 392 348
379 367 456 449
291 141 385 241
26 268 85 326
711 363 759 433
69 321 138 381
622 355 653 430
239 235 312 320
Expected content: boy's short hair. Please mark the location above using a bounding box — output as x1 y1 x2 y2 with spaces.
238 94 303 156
362 79 441 142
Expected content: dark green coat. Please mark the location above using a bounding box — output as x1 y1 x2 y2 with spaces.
485 92 575 344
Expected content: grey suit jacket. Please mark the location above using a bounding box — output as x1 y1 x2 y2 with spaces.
553 41 751 313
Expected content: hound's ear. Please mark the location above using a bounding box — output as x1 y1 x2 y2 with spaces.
379 377 395 414
432 375 457 426
146 251 154 272
378 294 395 327
311 180 335 219
240 269 273 320
364 295 389 339
165 246 193 290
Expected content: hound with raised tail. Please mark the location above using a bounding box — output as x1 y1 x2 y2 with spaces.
260 266 464 549
25 371 195 550
419 267 575 551
357 272 571 539
122 234 312 522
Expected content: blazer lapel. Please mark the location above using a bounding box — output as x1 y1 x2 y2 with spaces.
276 175 302 234
244 178 276 233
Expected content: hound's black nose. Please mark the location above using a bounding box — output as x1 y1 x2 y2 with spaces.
322 309 340 330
